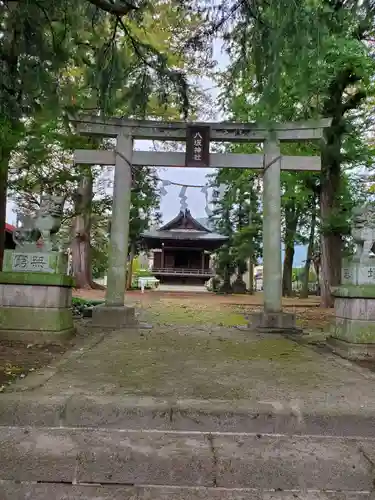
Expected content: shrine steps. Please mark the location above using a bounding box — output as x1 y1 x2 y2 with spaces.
0 482 372 500
0 425 373 499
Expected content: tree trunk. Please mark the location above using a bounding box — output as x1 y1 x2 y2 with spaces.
0 153 10 270
70 171 95 289
320 229 342 307
0 10 22 269
282 245 295 296
282 204 299 297
248 260 254 294
320 130 342 308
300 203 317 299
312 253 321 292
221 264 233 293
126 243 135 289
319 62 363 306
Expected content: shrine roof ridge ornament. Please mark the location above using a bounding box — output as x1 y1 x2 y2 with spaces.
70 114 333 143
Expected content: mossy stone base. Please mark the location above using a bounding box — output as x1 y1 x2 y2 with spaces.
0 306 74 344
327 336 375 361
331 287 375 346
248 311 302 334
92 304 136 328
0 306 73 331
0 327 74 345
0 284 72 308
332 284 375 298
331 317 375 344
0 271 74 287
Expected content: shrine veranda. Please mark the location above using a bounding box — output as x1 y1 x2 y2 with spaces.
72 116 331 331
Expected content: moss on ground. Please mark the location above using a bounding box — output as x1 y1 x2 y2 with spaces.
140 298 333 333
90 329 324 399
144 301 248 327
35 296 335 400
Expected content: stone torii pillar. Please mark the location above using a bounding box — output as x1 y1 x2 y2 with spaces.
263 135 282 314
106 132 133 307
75 129 135 328
250 134 294 332
252 131 325 333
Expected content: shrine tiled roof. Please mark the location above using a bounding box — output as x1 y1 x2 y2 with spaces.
159 210 210 232
141 229 227 241
141 209 228 243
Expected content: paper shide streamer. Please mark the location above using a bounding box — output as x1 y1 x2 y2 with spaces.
158 178 214 217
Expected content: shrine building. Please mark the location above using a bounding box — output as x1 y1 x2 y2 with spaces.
140 209 228 285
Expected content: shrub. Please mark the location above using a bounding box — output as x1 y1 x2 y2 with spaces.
72 297 104 316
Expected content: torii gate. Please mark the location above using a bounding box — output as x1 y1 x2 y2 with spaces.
71 116 331 330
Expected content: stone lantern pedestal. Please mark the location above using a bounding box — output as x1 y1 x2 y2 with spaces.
0 250 75 344
0 196 75 344
327 258 375 360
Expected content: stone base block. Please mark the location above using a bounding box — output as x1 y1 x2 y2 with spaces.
331 287 375 344
0 283 72 308
331 317 375 344
0 327 75 344
333 287 375 319
249 311 301 334
0 304 74 344
92 304 136 328
327 336 375 361
0 275 74 344
0 271 74 287
0 276 74 344
0 306 73 331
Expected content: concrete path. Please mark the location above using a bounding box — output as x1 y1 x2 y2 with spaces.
1 323 375 498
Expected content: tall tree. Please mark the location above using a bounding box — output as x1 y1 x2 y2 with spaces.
0 0 205 269
216 0 375 306
300 193 319 299
5 0 212 288
209 164 262 293
210 180 235 293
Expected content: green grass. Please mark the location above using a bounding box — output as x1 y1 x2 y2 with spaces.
144 302 248 327
140 298 333 333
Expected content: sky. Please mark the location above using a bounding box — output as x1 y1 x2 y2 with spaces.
146 38 307 266
135 39 230 224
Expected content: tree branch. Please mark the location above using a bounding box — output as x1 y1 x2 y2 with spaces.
341 90 367 114
87 0 142 16
353 0 375 39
